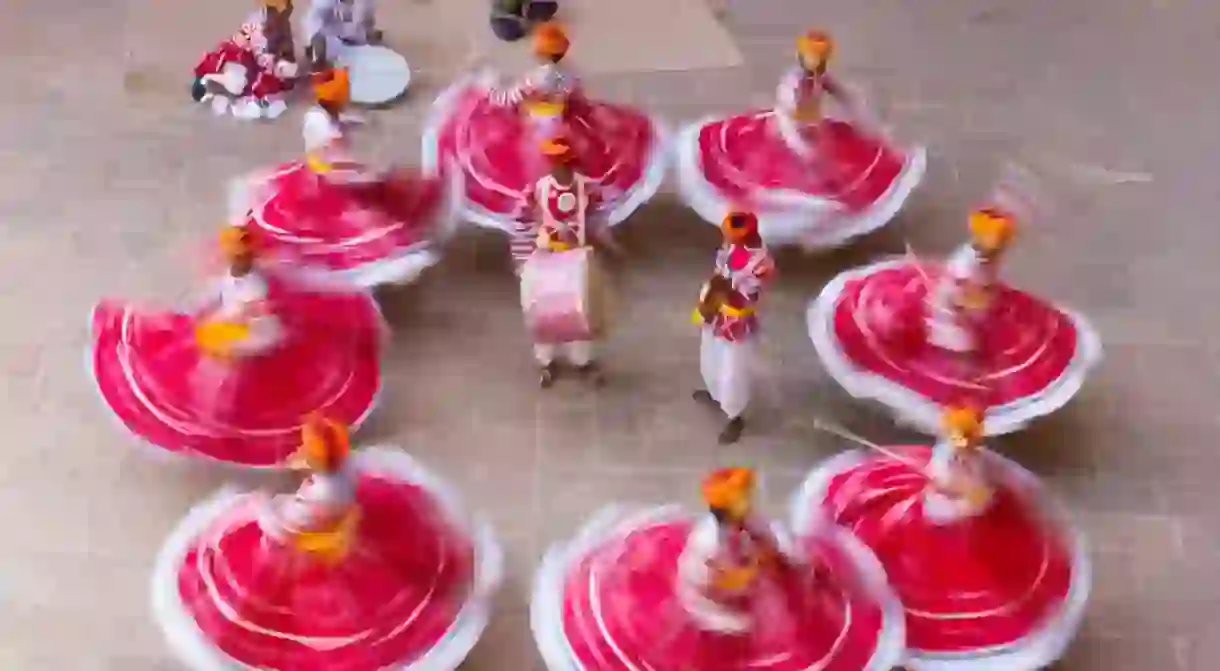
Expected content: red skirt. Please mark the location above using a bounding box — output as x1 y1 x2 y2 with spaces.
90 279 383 467
249 163 457 290
194 41 290 100
422 77 667 231
677 111 924 249
791 446 1090 669
531 506 904 670
152 449 501 670
808 258 1102 435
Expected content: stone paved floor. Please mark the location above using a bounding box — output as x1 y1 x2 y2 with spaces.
2 0 1219 668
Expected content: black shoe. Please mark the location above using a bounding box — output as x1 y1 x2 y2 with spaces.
577 362 605 387
539 363 558 388
525 0 559 21
191 78 207 102
718 417 745 445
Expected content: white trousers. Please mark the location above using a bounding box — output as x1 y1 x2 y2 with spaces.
534 340 593 366
700 328 756 419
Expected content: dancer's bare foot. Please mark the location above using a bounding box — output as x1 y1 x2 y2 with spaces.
692 389 716 407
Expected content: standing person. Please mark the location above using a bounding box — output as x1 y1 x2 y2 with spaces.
514 137 620 388
693 212 775 444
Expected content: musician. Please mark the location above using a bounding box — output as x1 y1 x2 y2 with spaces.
693 212 775 444
925 207 1016 353
303 0 381 72
192 0 298 120
512 136 618 388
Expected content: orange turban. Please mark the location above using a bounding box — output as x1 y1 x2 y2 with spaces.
702 467 756 511
941 405 985 443
968 207 1017 252
540 136 573 162
299 414 351 472
218 226 255 260
534 22 570 59
312 68 351 107
797 29 835 66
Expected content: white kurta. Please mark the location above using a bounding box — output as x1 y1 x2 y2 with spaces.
923 438 993 524
213 271 282 355
926 244 988 353
303 0 375 57
675 515 753 633
260 468 357 539
700 328 756 419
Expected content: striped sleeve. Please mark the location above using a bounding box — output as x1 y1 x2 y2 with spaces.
510 189 539 268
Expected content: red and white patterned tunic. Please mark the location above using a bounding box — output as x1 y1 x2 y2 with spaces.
510 174 601 270
710 243 775 342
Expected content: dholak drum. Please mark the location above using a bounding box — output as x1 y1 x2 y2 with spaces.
694 274 734 324
520 247 607 344
334 44 411 106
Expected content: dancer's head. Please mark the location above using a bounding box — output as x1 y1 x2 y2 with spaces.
219 226 256 275
796 29 834 74
533 22 570 64
941 405 985 451
296 414 351 473
968 206 1016 258
702 467 757 524
312 67 351 111
721 211 762 247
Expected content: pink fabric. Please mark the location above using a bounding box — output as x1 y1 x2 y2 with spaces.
558 518 892 670
829 263 1080 407
90 279 382 466
695 112 907 213
250 162 445 275
431 86 659 224
173 477 476 668
521 248 596 344
815 445 1077 655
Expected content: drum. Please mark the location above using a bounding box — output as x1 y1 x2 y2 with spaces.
695 274 734 324
520 247 607 344
334 44 411 106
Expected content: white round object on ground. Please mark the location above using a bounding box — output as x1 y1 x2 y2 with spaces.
336 44 411 106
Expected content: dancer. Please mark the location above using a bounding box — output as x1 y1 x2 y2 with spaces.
676 29 925 249
233 67 458 291
791 407 1091 669
807 204 1102 435
531 467 905 670
423 22 667 233
151 416 502 670
692 212 775 444
191 0 298 120
90 226 383 467
514 136 617 388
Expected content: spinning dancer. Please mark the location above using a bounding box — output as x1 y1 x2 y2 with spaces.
303 0 381 71
692 212 775 444
676 29 925 249
151 416 502 670
514 137 618 388
790 407 1091 669
233 67 458 291
423 22 667 233
807 204 1102 435
90 226 383 467
192 0 298 120
531 467 905 670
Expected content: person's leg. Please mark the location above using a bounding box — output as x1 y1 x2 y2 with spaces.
534 343 558 388
693 327 719 406
714 340 755 444
566 341 603 386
